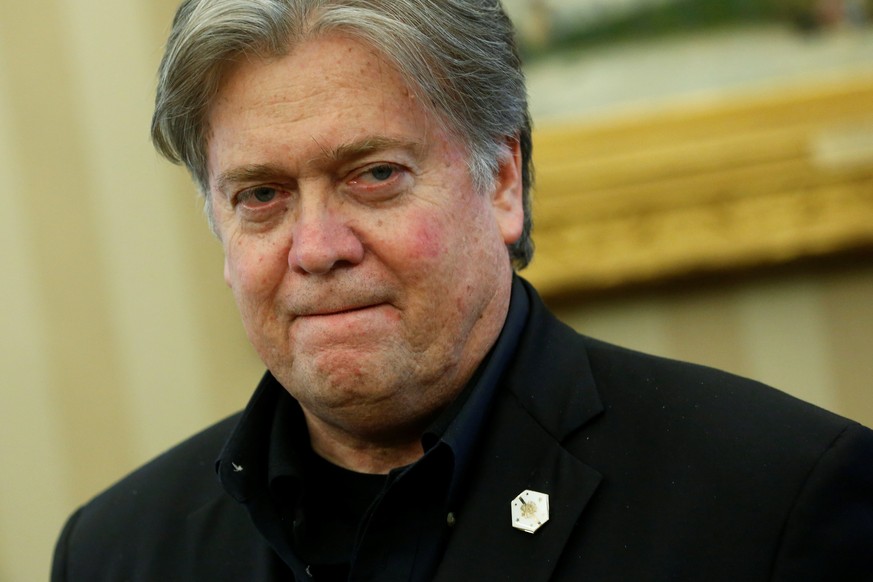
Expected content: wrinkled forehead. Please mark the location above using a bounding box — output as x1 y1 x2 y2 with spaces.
204 33 469 190
204 31 463 168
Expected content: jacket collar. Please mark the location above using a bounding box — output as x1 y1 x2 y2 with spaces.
434 277 604 582
508 278 604 438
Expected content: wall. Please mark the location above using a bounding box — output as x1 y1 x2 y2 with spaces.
0 2 263 580
550 261 873 429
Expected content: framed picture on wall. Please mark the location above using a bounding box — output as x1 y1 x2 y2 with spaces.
504 0 873 298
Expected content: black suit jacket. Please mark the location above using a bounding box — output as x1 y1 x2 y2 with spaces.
53 282 873 580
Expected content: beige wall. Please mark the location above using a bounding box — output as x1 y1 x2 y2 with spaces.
0 3 871 581
0 2 263 580
551 262 873 429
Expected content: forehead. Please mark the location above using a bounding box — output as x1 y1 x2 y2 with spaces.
206 34 448 177
243 35 400 92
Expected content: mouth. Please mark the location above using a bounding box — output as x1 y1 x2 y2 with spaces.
313 305 376 316
297 302 385 318
289 301 396 339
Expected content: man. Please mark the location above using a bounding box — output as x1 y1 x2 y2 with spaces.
53 1 873 580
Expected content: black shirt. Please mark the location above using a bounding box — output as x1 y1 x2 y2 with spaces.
216 277 530 581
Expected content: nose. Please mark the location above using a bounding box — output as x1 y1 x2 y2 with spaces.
288 201 365 275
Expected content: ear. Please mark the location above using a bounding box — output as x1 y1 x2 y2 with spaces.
490 138 525 245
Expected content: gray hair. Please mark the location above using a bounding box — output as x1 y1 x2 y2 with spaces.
152 0 534 268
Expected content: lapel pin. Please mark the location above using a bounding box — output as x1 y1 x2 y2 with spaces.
511 489 549 533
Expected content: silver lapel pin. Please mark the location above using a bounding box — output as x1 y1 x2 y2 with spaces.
511 489 550 533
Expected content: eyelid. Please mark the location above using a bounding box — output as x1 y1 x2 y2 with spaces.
233 185 286 208
348 162 403 184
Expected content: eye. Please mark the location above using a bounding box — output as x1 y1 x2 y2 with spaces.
348 164 399 186
345 163 407 203
252 188 277 203
235 186 279 207
368 165 395 181
343 162 411 202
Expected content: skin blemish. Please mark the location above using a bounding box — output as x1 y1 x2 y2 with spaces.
411 221 444 259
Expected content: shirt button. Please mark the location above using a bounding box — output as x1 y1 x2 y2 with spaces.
446 512 457 527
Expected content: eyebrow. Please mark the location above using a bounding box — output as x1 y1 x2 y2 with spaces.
310 136 425 166
215 163 288 197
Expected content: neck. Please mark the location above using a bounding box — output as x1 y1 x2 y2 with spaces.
302 409 426 474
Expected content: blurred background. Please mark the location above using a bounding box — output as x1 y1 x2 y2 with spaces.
1 0 872 579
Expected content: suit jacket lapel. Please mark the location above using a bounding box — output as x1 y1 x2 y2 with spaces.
433 397 601 582
434 281 605 582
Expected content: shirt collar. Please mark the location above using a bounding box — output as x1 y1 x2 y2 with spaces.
216 371 285 502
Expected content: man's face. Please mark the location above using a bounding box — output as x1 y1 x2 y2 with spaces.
207 34 523 442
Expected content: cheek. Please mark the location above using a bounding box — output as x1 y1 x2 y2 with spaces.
408 220 446 260
225 238 286 295
384 199 494 281
382 210 449 264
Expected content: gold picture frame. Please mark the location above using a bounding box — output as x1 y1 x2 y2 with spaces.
525 73 873 298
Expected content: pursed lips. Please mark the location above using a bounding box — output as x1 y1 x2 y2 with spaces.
289 303 394 334
308 305 377 316
292 301 388 318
